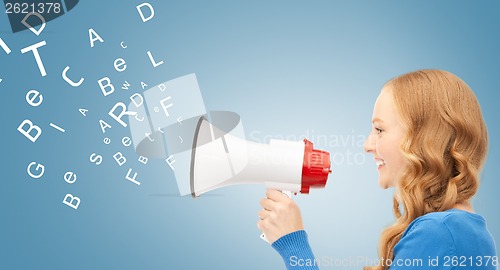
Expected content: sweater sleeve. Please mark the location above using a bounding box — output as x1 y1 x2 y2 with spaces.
272 230 320 270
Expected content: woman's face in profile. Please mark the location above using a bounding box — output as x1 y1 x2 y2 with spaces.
364 87 406 188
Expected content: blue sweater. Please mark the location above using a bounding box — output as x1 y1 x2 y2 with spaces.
272 209 498 269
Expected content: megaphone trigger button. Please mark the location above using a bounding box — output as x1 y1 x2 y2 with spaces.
281 190 293 198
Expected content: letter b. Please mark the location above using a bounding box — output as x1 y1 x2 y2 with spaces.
113 152 126 166
63 194 81 209
17 119 42 142
98 77 115 96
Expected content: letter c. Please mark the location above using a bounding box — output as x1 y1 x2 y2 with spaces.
62 66 84 87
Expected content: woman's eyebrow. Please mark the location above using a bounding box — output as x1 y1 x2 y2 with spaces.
372 117 385 124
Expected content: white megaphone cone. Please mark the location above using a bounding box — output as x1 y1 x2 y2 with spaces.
190 116 332 243
190 117 332 198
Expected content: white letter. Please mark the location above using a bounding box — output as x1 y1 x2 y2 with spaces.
0 37 11 54
134 114 144 121
166 155 175 170
63 194 80 209
160 96 173 117
26 89 43 107
62 66 84 87
27 162 44 179
114 58 127 72
108 102 136 127
138 156 148 165
49 123 65 133
89 28 104 48
136 3 155 22
129 93 143 107
17 119 42 142
147 51 163 67
79 108 88 116
122 137 131 147
125 168 141 185
21 12 46 36
122 81 130 90
98 77 114 96
20 41 47 77
64 172 77 184
113 152 126 166
99 119 112 133
89 153 102 165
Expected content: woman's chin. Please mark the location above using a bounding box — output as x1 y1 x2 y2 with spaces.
378 178 394 189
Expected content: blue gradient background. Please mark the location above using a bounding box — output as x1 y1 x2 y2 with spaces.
1 1 499 269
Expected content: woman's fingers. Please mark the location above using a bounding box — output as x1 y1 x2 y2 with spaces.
257 189 304 243
258 209 269 220
260 197 275 211
266 189 289 202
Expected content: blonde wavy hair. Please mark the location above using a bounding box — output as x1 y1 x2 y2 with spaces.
366 70 489 270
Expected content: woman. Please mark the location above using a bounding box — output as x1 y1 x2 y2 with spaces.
257 70 497 269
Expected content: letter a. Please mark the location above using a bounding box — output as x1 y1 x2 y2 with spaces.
89 28 104 48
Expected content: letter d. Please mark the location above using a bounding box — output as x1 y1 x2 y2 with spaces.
136 3 155 22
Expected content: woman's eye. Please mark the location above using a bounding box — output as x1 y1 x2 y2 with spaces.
375 128 383 134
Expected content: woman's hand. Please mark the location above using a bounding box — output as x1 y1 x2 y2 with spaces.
257 189 304 243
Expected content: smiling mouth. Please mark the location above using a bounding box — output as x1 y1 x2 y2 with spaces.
376 160 385 168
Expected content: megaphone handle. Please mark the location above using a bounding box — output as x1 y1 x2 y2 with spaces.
281 190 293 198
260 190 293 244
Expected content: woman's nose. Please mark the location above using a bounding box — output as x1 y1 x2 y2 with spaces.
364 133 375 153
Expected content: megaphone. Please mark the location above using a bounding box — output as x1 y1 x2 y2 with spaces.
190 116 332 197
126 73 331 243
190 115 332 243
